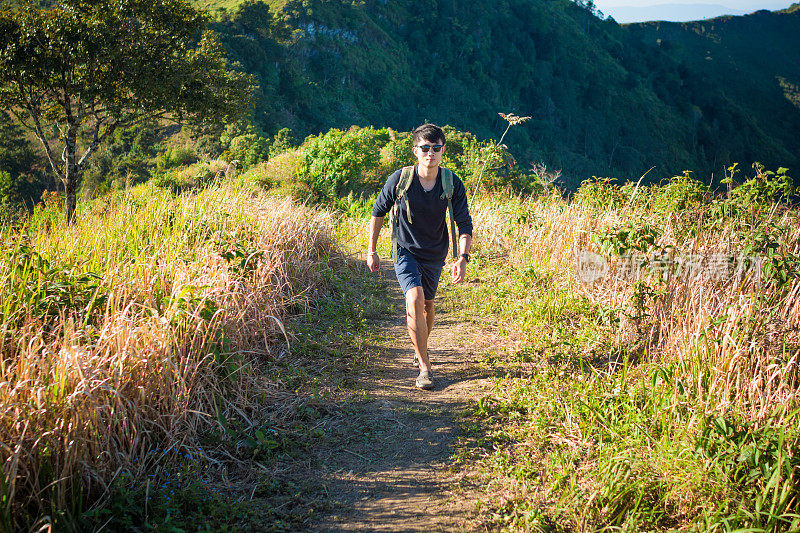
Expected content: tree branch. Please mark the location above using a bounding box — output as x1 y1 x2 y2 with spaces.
27 106 65 182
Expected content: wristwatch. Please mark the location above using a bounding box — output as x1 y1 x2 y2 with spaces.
460 253 470 263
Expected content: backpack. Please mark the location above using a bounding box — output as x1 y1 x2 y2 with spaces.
390 165 458 262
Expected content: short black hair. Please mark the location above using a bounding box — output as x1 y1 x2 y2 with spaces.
412 123 445 146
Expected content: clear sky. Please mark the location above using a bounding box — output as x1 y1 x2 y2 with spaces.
593 0 794 22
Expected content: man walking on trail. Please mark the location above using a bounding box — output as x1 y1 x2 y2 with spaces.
367 123 473 390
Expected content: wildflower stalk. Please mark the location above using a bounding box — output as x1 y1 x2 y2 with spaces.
470 112 531 206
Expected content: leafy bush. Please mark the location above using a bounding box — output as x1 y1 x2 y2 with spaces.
440 127 483 186
269 127 296 157
727 163 794 209
156 146 198 171
298 126 382 199
225 132 270 169
152 162 218 194
573 177 628 209
380 131 414 170
651 170 710 212
81 122 159 195
195 134 224 159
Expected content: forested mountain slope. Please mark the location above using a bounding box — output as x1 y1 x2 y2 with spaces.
630 4 800 178
209 0 800 186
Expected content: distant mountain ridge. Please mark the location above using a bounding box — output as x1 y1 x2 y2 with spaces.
207 0 800 187
604 3 747 23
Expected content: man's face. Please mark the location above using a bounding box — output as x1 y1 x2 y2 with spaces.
412 137 445 170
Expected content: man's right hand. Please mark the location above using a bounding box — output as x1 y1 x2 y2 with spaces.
367 252 380 272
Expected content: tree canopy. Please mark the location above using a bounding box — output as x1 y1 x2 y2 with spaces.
0 0 255 221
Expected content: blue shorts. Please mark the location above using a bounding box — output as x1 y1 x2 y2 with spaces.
394 247 444 301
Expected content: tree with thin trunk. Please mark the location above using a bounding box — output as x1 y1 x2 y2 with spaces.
0 0 255 222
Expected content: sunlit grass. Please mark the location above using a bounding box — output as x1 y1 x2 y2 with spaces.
449 170 800 531
0 179 341 529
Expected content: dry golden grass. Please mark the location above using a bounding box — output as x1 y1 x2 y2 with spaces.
472 190 800 420
0 181 339 528
242 150 302 192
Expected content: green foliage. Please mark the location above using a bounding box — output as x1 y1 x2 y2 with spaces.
380 132 415 170
0 112 35 179
83 466 254 532
221 125 271 169
156 146 198 172
202 0 800 186
740 222 800 290
440 127 480 180
0 111 45 210
334 191 377 220
727 162 794 209
0 0 255 221
696 413 800 531
242 151 301 192
573 177 628 209
269 127 295 157
195 134 225 160
0 238 108 336
215 227 264 276
0 170 21 218
152 166 210 194
651 170 710 212
298 126 382 199
593 220 662 257
82 122 160 196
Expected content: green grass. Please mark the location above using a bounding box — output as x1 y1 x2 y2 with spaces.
444 246 800 532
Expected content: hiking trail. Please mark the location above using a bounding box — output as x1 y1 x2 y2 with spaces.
306 262 495 532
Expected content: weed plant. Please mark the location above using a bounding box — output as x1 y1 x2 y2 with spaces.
447 163 800 531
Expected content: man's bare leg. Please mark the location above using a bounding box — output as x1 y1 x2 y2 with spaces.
424 299 435 337
405 287 432 372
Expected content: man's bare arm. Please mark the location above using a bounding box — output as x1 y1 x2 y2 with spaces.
458 233 472 257
451 233 473 283
367 216 384 272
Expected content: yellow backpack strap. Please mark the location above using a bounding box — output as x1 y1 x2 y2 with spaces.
391 166 415 262
440 168 458 259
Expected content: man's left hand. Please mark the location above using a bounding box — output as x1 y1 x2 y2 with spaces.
451 257 467 284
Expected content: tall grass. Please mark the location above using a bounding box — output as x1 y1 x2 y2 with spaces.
0 180 339 529
472 176 799 417
459 167 800 530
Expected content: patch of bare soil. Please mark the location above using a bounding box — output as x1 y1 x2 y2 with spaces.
307 264 495 532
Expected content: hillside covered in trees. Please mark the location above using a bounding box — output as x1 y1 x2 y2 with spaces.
1 0 799 202
208 0 800 186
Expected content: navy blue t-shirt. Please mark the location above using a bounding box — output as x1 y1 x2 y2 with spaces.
372 166 473 265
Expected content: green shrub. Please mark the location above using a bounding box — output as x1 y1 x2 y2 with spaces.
728 163 794 209
225 133 270 169
651 171 710 212
298 126 382 199
441 126 480 181
156 146 197 171
269 127 296 158
195 134 224 159
573 177 628 209
380 131 414 170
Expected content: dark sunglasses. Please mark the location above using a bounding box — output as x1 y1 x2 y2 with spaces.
416 144 444 153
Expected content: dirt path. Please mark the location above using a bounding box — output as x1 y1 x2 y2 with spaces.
308 263 494 532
